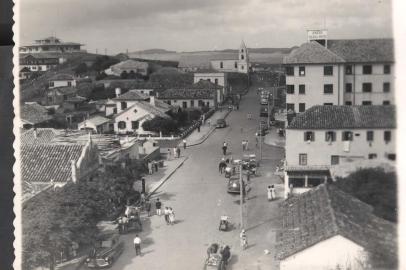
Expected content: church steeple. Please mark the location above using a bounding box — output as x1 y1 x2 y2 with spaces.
239 40 248 62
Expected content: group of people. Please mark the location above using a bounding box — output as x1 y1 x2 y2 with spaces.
267 185 276 201
241 139 249 151
154 198 176 225
147 160 160 175
167 146 181 160
206 243 231 269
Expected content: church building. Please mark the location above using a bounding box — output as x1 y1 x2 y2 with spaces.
210 41 250 74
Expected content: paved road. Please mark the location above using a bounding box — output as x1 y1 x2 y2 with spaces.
86 86 285 270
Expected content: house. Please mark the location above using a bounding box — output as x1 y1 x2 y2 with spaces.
113 89 150 112
283 38 394 113
21 128 64 145
21 136 100 203
62 96 88 110
78 115 113 134
48 73 77 89
20 103 53 129
19 54 61 73
105 59 149 77
158 87 217 109
210 41 250 74
194 72 228 97
276 184 397 270
284 105 396 197
113 97 171 135
45 87 77 105
19 67 32 80
19 36 84 54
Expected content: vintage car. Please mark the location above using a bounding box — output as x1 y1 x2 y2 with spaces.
216 119 227 128
85 233 124 268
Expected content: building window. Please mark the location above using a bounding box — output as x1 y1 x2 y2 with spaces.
384 65 391 74
235 62 238 68
182 101 187 108
299 154 307 165
167 100 171 105
345 65 353 75
220 62 223 68
384 131 391 142
286 85 295 94
304 131 315 141
342 131 353 141
241 65 244 70
121 101 127 110
362 101 372 105
383 100 390 105
345 83 352 93
362 65 372 74
324 84 333 94
387 154 396 161
367 131 374 141
285 66 294 76
299 103 306 112
241 55 244 60
299 66 305 76
67 81 72 87
345 101 352 105
214 78 218 85
131 121 139 130
49 81 54 87
299 84 305 94
118 121 126 129
324 103 333 106
325 131 336 142
190 100 194 107
113 108 117 114
362 83 372 93
331 155 339 165
286 103 294 112
324 65 333 76
383 82 390 93
369 154 377 159
290 177 305 188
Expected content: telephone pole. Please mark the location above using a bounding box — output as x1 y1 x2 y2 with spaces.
259 121 263 161
239 163 244 228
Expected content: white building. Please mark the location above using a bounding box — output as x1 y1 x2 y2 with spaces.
113 97 171 135
283 39 394 113
276 184 397 270
284 105 396 197
194 72 228 98
210 41 250 74
19 36 84 54
48 74 77 89
105 59 149 77
112 89 150 113
78 115 113 134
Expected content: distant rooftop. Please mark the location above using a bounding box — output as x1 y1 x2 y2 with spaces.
113 90 149 101
288 105 396 130
21 103 53 125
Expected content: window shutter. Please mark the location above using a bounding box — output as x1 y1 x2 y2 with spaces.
342 131 345 141
311 132 315 141
304 132 307 141
332 132 336 141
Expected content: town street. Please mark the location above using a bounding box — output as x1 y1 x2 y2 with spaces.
85 88 285 270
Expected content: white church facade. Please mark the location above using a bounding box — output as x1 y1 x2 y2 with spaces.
210 41 250 74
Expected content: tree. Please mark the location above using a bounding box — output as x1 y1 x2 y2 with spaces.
333 167 397 222
120 71 128 79
142 117 178 135
74 63 88 76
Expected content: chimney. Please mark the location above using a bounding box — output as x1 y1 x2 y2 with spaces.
115 88 121 97
150 96 155 106
71 160 77 183
33 128 38 138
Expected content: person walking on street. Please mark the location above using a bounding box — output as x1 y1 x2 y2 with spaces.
167 148 172 160
240 229 248 250
173 147 177 158
154 160 158 172
176 146 181 158
145 199 152 217
155 198 162 216
148 161 153 175
271 185 276 200
164 207 170 225
220 245 231 270
267 185 273 201
255 134 259 148
219 158 226 174
183 139 187 149
222 142 227 155
169 207 175 225
133 235 142 256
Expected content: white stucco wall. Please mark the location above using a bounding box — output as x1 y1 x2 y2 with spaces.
286 128 396 167
114 106 157 135
49 80 76 89
280 235 368 270
286 64 344 112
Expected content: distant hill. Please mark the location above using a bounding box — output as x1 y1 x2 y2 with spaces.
132 49 177 54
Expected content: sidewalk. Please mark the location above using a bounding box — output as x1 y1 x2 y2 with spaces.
185 109 231 147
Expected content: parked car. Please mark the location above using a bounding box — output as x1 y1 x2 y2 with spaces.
256 127 267 136
85 233 124 268
216 119 227 128
260 98 268 105
227 178 250 194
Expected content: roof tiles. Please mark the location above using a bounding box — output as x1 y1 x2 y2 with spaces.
21 103 53 125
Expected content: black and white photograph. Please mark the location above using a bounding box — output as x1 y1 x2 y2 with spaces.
12 0 406 269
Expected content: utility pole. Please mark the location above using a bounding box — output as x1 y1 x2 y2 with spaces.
239 163 244 228
259 121 263 161
267 92 271 130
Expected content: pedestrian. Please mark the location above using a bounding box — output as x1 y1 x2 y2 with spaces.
242 140 247 151
236 104 239 110
167 148 172 160
245 140 249 151
140 192 146 206
145 199 152 217
148 161 153 175
267 185 273 201
155 198 162 216
176 146 181 158
173 147 177 158
169 207 175 225
183 139 187 149
255 134 259 148
222 142 227 155
122 215 129 233
207 119 211 126
154 160 158 172
271 184 276 200
164 207 170 225
133 235 142 256
197 124 201 132
220 245 231 269
141 178 146 194
240 229 248 250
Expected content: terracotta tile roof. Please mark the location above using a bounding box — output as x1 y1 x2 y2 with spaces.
111 59 149 69
21 144 84 183
288 105 396 130
113 90 149 101
49 73 75 81
192 80 223 89
327 39 394 63
159 88 215 99
53 87 77 95
276 184 397 267
114 102 170 119
21 103 53 125
283 41 345 64
21 128 64 145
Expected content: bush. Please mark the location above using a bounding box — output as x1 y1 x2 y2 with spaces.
74 63 88 76
142 117 179 135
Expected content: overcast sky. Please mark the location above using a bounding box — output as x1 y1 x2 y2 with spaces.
19 0 393 54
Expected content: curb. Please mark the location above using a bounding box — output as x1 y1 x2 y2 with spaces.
146 156 189 197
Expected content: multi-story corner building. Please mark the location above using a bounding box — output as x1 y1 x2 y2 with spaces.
19 36 84 54
283 39 394 113
284 105 396 197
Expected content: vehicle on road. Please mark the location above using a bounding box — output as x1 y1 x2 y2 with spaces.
260 98 268 105
204 244 230 270
85 233 124 268
219 215 229 231
256 126 267 137
216 119 227 128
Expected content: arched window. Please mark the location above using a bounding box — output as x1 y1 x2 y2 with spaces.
220 62 223 68
118 121 126 129
241 54 245 60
